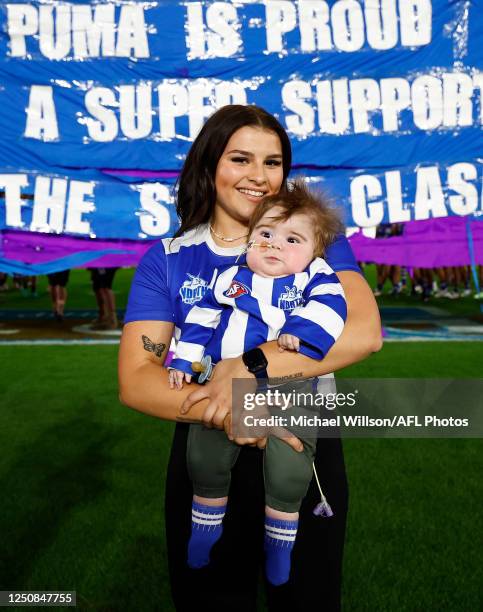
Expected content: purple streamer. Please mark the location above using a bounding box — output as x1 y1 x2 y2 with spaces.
350 218 483 267
1 218 482 271
1 231 156 268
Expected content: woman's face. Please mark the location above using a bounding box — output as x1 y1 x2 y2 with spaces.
214 126 284 224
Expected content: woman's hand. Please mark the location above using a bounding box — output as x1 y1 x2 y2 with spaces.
180 356 250 428
222 412 267 449
223 412 303 452
181 359 304 452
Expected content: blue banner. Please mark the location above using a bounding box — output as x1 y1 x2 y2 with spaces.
0 168 178 240
0 0 482 273
0 0 481 170
0 161 481 243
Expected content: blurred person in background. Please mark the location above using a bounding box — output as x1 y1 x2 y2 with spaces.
475 266 483 299
46 270 70 321
457 266 472 297
373 224 404 296
0 272 8 292
89 267 119 330
12 274 37 297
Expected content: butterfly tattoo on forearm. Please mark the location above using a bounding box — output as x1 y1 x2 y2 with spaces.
142 335 166 358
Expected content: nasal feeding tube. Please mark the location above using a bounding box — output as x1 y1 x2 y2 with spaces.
246 239 282 251
235 239 281 264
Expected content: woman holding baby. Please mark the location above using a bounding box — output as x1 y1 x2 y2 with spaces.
119 105 381 611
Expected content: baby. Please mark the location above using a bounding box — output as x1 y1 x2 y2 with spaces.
169 180 347 585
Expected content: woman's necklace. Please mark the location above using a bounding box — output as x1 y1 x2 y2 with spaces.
209 224 248 243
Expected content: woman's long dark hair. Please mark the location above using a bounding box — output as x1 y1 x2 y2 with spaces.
173 105 292 239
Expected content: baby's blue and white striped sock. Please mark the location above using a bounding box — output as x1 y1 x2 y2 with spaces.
187 501 226 569
264 516 298 586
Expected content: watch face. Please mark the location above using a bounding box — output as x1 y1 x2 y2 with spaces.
243 349 268 372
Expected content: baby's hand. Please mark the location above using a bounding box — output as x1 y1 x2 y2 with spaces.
168 369 192 390
278 333 300 352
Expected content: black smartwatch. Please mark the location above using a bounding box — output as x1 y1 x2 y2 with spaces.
242 348 268 382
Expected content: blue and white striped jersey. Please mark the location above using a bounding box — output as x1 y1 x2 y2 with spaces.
125 224 359 332
170 258 347 375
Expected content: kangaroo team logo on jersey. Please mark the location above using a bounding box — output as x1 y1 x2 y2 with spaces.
179 273 208 305
223 280 249 298
278 285 303 311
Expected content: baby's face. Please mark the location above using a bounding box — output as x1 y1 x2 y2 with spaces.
246 207 316 278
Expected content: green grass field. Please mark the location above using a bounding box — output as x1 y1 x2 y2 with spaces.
0 268 135 312
1 265 482 320
1 343 482 611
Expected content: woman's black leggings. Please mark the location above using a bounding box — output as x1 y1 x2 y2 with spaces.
164 422 348 612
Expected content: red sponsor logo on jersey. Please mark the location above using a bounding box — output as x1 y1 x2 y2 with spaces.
223 281 249 298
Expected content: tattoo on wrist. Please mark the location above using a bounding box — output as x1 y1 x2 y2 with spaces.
142 335 166 358
269 372 304 385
